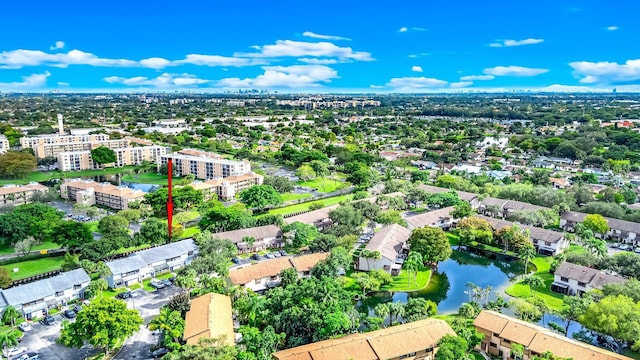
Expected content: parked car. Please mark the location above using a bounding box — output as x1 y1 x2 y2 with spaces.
15 352 39 360
279 250 288 256
635 247 640 254
18 322 31 332
63 309 76 319
3 347 26 358
150 280 166 289
265 253 275 259
610 242 620 248
116 291 132 299
72 304 83 312
160 279 172 287
251 254 262 260
272 251 281 258
151 347 169 358
40 315 55 326
619 244 630 251
231 257 240 264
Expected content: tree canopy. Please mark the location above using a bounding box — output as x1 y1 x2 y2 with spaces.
238 185 282 210
407 227 452 267
90 146 117 165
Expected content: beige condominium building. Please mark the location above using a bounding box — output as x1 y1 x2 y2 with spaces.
190 173 264 201
159 149 252 180
0 135 10 154
20 134 110 158
57 145 167 171
60 179 145 210
36 139 130 159
0 183 49 206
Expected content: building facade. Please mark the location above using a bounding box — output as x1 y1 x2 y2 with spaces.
551 261 626 296
57 145 167 171
60 179 146 210
190 173 264 201
21 134 110 158
0 135 10 154
0 183 49 206
159 149 252 180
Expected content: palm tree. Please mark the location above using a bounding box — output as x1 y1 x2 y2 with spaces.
388 302 405 324
1 306 20 327
511 343 524 360
404 252 423 286
518 245 536 279
88 279 108 300
374 303 390 327
583 236 607 258
523 275 545 297
0 329 19 349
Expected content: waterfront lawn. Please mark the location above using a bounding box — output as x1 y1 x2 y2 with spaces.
447 233 460 247
505 255 565 311
381 269 432 292
121 172 170 185
3 257 65 280
266 194 352 216
296 178 347 193
281 193 312 203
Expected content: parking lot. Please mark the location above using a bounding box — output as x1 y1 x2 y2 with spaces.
17 285 180 360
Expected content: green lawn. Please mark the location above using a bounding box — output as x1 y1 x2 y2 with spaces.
0 166 139 185
3 256 65 280
382 269 432 292
173 211 200 224
179 226 201 239
86 221 99 233
121 172 173 185
113 244 151 256
0 241 60 256
266 194 352 216
505 255 566 312
281 193 312 203
447 233 460 247
296 178 347 193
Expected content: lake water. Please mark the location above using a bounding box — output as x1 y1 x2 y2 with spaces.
359 250 522 315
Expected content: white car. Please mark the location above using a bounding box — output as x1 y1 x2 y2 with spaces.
18 322 32 331
3 346 26 358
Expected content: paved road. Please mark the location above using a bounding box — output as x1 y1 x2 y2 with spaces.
113 286 181 360
20 313 100 360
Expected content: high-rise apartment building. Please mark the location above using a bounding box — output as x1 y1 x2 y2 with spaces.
159 149 252 180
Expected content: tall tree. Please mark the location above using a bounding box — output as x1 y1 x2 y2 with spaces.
404 252 423 286
583 213 610 236
58 298 143 356
0 329 19 349
0 151 36 178
1 306 20 327
407 227 452 268
435 335 468 360
90 146 117 165
51 221 93 252
149 307 185 350
580 295 640 353
238 185 282 211
518 244 536 278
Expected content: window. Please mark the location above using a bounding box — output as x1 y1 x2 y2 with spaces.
560 277 569 282
578 281 586 287
73 284 82 290
493 332 500 337
490 342 497 348
502 339 511 344
255 278 261 284
55 291 64 297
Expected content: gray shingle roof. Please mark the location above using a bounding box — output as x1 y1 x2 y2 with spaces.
137 239 197 264
477 216 564 243
364 224 411 261
106 254 148 275
2 268 90 306
214 225 281 244
555 262 626 290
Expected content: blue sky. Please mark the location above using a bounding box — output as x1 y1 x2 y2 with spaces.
1 0 639 92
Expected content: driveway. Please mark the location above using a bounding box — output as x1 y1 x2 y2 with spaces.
19 286 181 360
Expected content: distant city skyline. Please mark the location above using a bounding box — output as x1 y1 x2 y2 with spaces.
1 0 639 93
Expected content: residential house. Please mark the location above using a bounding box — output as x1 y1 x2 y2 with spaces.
358 224 411 275
405 207 454 230
214 225 283 253
410 160 437 170
1 269 90 319
284 205 339 230
474 310 632 360
477 216 569 255
486 170 512 180
183 293 236 346
550 177 571 189
560 211 640 244
478 198 548 219
60 179 146 210
273 318 456 360
551 261 626 296
228 253 328 292
417 184 480 208
105 239 197 288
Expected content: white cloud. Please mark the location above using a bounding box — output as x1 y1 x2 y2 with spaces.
241 40 374 61
139 57 172 69
569 59 640 84
489 38 544 47
411 66 423 72
399 27 426 33
450 81 473 88
408 52 429 58
460 75 495 81
298 58 340 65
218 65 339 89
607 26 619 31
483 65 549 77
57 82 69 86
50 41 65 50
0 72 50 90
302 31 351 41
385 76 448 91
177 54 258 67
104 73 210 87
0 49 137 69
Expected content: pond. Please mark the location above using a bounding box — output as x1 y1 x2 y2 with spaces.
359 250 523 316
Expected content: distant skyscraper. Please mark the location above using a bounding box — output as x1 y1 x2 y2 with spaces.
57 114 64 135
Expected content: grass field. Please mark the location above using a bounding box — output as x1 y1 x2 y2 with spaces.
266 194 352 216
4 257 65 280
121 172 169 185
179 227 201 239
0 166 139 185
382 269 432 292
296 178 347 193
0 241 60 256
281 193 312 203
505 255 565 311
